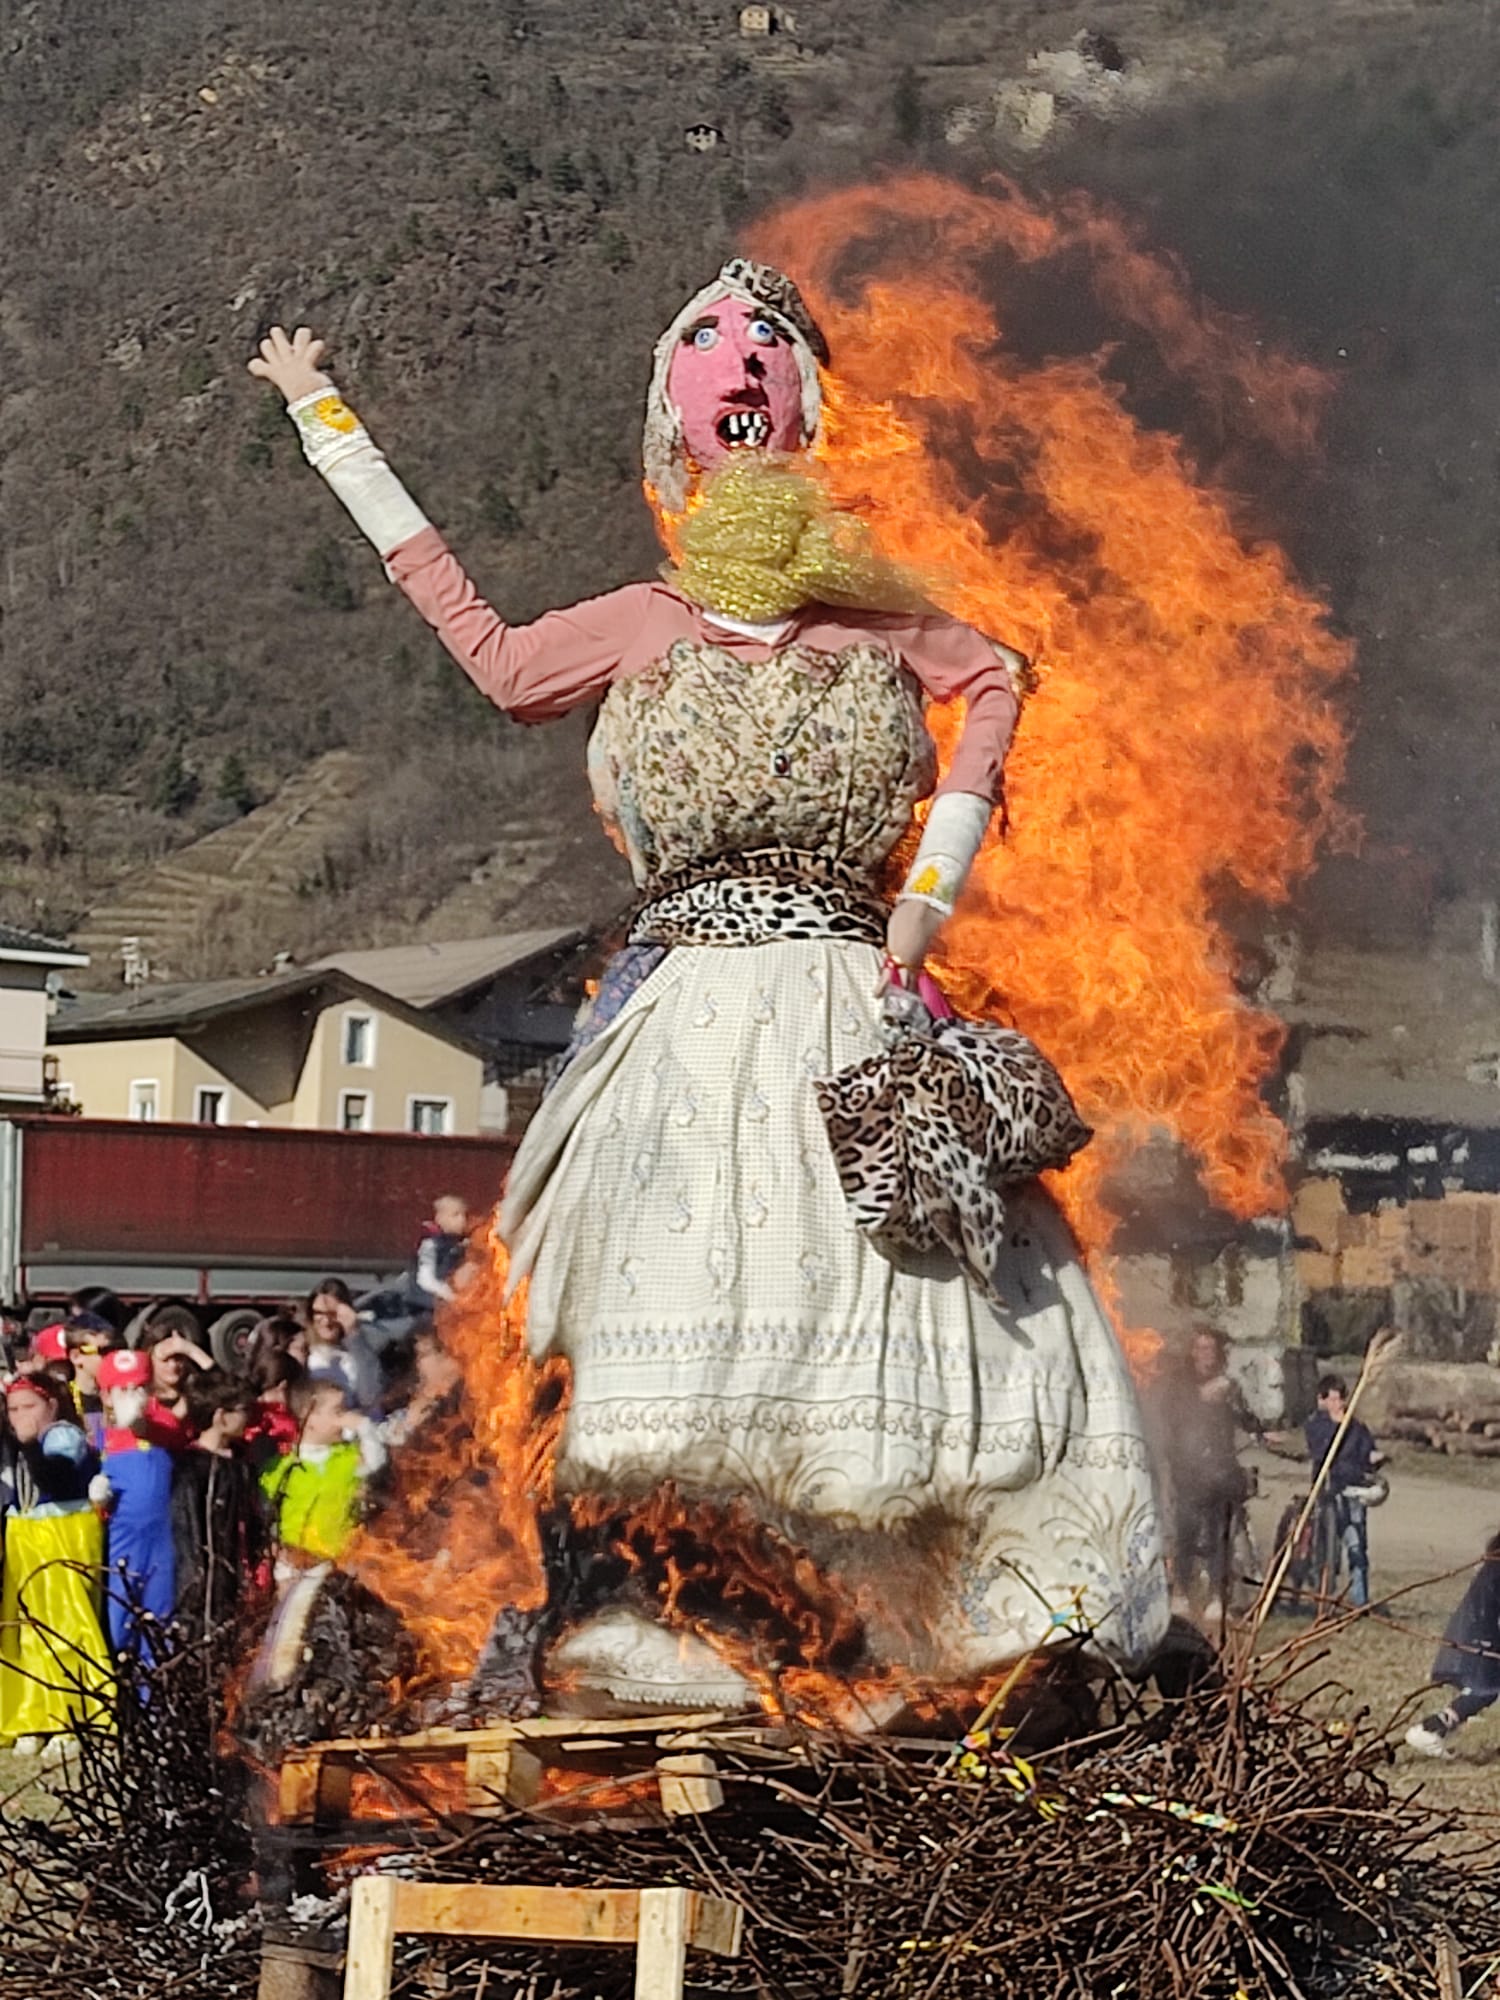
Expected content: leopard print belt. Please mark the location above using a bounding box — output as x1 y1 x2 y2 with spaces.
630 850 889 948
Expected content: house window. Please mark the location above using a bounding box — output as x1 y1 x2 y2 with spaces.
408 1096 453 1137
342 1013 376 1067
129 1079 159 1122
195 1086 229 1125
339 1090 372 1133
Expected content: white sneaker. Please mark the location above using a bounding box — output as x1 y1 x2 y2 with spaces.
1404 1723 1452 1759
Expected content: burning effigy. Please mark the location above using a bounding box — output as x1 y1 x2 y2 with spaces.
237 176 1357 1746
239 177 1350 1737
244 249 1188 1724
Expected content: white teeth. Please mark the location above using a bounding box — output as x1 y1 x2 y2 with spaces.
721 410 770 447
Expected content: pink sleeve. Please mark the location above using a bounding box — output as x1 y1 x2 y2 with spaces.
384 527 654 723
898 614 1022 802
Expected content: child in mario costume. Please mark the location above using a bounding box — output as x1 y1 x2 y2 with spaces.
97 1349 176 1665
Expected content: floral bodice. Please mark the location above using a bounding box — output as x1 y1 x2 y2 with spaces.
587 638 938 886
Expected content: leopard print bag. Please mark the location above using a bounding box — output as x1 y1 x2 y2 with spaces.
813 987 1091 1306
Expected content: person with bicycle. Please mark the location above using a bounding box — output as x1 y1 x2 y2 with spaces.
1304 1373 1385 1609
1166 1326 1262 1626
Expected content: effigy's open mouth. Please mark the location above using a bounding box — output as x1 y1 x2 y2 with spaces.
716 408 771 448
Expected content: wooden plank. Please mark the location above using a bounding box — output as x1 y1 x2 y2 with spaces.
634 1887 690 2000
317 1761 353 1824
359 1881 742 1955
257 1944 340 2000
656 1752 725 1817
386 1881 643 1945
277 1754 324 1827
654 1726 771 1747
685 1893 743 1958
306 1711 734 1756
311 1725 514 1755
342 1877 398 2000
513 1712 736 1741
338 1874 742 2000
278 1754 353 1827
465 1743 543 1814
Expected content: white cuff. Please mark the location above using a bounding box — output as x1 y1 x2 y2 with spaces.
357 1430 389 1477
899 790 993 915
286 388 430 556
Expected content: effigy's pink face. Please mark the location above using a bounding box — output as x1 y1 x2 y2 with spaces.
666 295 806 475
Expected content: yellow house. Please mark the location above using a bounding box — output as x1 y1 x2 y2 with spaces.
51 969 488 1134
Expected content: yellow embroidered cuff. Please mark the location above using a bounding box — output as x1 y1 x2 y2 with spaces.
899 852 965 916
286 388 430 555
287 387 370 472
899 792 993 915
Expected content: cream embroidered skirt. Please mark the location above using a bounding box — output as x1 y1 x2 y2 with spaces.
502 937 1168 1679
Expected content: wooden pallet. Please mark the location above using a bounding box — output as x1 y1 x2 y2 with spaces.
277 1711 764 1829
343 1878 743 2000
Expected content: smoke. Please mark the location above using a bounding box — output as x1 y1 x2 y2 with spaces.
1034 55 1500 922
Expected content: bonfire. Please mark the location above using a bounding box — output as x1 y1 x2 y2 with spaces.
0 176 1410 2000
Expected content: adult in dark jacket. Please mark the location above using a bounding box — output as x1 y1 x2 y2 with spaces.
1303 1374 1384 1609
1405 1531 1500 1756
170 1374 267 1638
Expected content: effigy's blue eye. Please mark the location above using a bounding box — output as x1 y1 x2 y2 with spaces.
748 317 778 344
693 325 720 350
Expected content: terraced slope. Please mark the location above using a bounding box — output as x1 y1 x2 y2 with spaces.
72 751 371 984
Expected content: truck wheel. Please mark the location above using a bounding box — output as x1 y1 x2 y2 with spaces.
208 1307 264 1373
123 1304 159 1349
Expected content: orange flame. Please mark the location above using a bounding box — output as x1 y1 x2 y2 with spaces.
746 175 1353 1361
343 1237 570 1690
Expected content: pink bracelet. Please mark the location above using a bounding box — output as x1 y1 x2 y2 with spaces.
883 958 955 1018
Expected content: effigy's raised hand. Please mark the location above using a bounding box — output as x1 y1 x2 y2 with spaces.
247 325 333 404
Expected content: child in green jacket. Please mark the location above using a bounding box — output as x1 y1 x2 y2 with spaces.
260 1380 387 1563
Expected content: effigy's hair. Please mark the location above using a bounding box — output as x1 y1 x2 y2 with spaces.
665 455 928 623
643 257 828 514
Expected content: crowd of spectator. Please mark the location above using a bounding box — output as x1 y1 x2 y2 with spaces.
0 1200 472 1758
11 1256 1499 1769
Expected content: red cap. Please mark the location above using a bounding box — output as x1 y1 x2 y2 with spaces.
31 1324 68 1363
98 1348 152 1393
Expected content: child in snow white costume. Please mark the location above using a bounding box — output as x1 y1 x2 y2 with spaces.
249 262 1168 1705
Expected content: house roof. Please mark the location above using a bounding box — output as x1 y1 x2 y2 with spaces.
49 967 488 1058
1288 939 1500 1131
0 923 88 967
312 928 585 1009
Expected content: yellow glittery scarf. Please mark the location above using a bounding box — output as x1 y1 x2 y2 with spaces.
664 457 928 623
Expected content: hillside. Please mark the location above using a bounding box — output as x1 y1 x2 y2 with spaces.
1 0 1497 972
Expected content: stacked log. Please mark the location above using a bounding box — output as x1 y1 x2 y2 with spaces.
1383 1402 1500 1456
